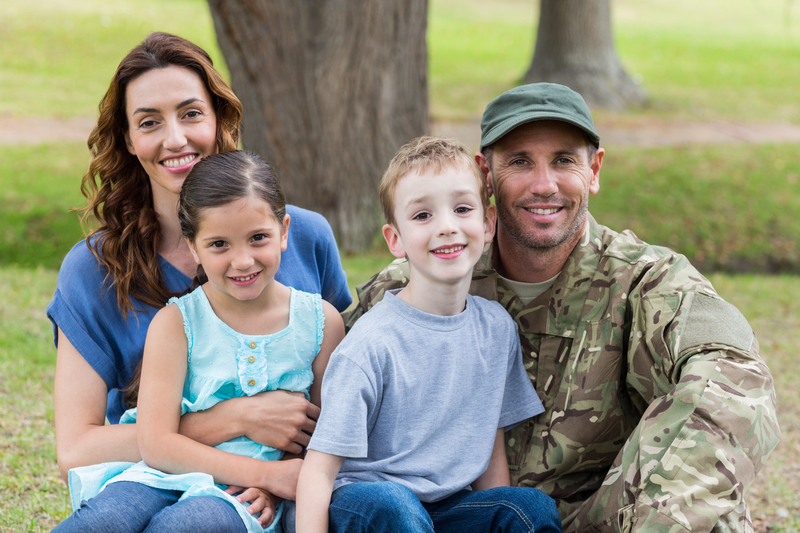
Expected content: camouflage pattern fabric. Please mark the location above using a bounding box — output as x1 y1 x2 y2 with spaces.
343 215 780 533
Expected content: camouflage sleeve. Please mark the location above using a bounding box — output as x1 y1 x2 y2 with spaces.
617 259 781 532
341 258 410 332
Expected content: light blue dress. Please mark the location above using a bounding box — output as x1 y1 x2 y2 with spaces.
67 286 325 533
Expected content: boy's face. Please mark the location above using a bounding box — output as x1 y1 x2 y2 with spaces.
382 165 496 287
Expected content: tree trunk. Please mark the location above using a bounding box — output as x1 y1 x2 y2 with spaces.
207 0 429 251
524 0 646 110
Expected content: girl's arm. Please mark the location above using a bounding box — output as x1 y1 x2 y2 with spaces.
179 299 344 450
136 305 301 499
471 428 511 491
310 301 345 407
178 389 320 453
296 450 345 533
53 329 140 481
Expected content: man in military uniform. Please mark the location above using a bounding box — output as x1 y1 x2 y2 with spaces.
343 83 780 532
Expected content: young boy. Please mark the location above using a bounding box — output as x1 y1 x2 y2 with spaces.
296 137 561 533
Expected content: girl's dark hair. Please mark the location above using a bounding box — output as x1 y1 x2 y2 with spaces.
80 31 242 317
124 150 286 409
179 150 287 291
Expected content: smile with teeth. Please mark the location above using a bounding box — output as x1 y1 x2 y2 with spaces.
161 154 197 168
525 207 561 215
230 272 259 282
432 245 465 254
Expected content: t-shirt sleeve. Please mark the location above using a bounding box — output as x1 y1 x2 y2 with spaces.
308 351 377 458
498 321 545 429
45 242 128 391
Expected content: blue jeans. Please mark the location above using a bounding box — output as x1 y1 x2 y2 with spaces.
52 481 247 533
328 481 562 533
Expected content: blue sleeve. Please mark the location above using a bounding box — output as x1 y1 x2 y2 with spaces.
45 240 166 424
280 205 352 312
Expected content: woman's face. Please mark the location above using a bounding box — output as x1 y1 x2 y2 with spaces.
125 65 218 207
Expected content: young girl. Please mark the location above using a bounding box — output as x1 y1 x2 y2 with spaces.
54 151 344 533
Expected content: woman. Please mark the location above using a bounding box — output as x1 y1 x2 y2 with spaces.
47 32 351 529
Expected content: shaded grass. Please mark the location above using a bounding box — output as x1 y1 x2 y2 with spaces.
3 141 798 274
593 143 800 273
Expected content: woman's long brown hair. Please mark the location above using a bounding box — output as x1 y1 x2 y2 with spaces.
80 32 243 317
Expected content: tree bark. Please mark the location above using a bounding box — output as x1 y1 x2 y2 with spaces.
525 0 646 110
207 0 429 251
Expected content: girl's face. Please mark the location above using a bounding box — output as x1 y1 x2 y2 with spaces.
188 197 290 303
124 65 218 208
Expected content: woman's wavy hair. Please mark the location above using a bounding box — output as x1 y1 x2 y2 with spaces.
80 32 243 316
179 150 287 291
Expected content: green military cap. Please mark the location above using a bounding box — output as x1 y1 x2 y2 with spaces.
480 83 600 149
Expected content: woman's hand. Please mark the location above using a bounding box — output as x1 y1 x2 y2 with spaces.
225 485 281 527
179 390 319 453
241 391 319 453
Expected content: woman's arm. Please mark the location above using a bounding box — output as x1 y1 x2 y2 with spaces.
53 329 141 481
310 301 345 407
296 450 345 533
471 429 510 491
137 305 302 499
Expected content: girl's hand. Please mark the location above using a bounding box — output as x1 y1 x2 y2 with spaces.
225 485 281 527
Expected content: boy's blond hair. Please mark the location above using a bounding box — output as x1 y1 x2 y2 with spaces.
379 136 490 228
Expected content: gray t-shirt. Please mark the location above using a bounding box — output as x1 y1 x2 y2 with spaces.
309 290 544 502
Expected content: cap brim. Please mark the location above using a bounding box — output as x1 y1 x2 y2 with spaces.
481 111 600 149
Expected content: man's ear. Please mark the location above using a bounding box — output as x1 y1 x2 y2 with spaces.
483 204 497 243
280 213 291 251
186 237 201 265
382 224 406 259
475 152 494 198
589 147 604 195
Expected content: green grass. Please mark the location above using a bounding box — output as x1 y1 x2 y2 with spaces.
0 143 89 270
2 267 797 531
0 0 226 119
3 0 799 123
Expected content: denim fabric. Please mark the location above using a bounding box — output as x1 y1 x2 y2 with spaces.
51 481 246 533
327 481 562 533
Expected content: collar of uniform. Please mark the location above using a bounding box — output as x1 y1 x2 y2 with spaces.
469 214 606 338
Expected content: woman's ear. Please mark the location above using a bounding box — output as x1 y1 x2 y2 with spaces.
382 224 406 259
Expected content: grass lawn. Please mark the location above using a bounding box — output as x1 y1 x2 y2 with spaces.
1 268 798 532
1 0 799 531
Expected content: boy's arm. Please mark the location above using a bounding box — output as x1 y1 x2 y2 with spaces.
472 428 510 491
296 449 345 533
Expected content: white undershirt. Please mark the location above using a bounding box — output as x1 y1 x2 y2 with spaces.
497 272 560 306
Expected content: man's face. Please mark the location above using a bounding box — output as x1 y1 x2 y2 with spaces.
477 120 604 253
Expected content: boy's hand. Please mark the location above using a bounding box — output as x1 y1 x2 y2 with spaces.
225 485 281 527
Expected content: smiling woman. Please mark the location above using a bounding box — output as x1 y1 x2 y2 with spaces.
45 32 352 532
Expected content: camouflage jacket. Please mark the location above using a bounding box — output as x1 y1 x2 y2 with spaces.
343 215 780 533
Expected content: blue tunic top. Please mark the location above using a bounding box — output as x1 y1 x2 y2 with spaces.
67 286 325 533
46 204 350 424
